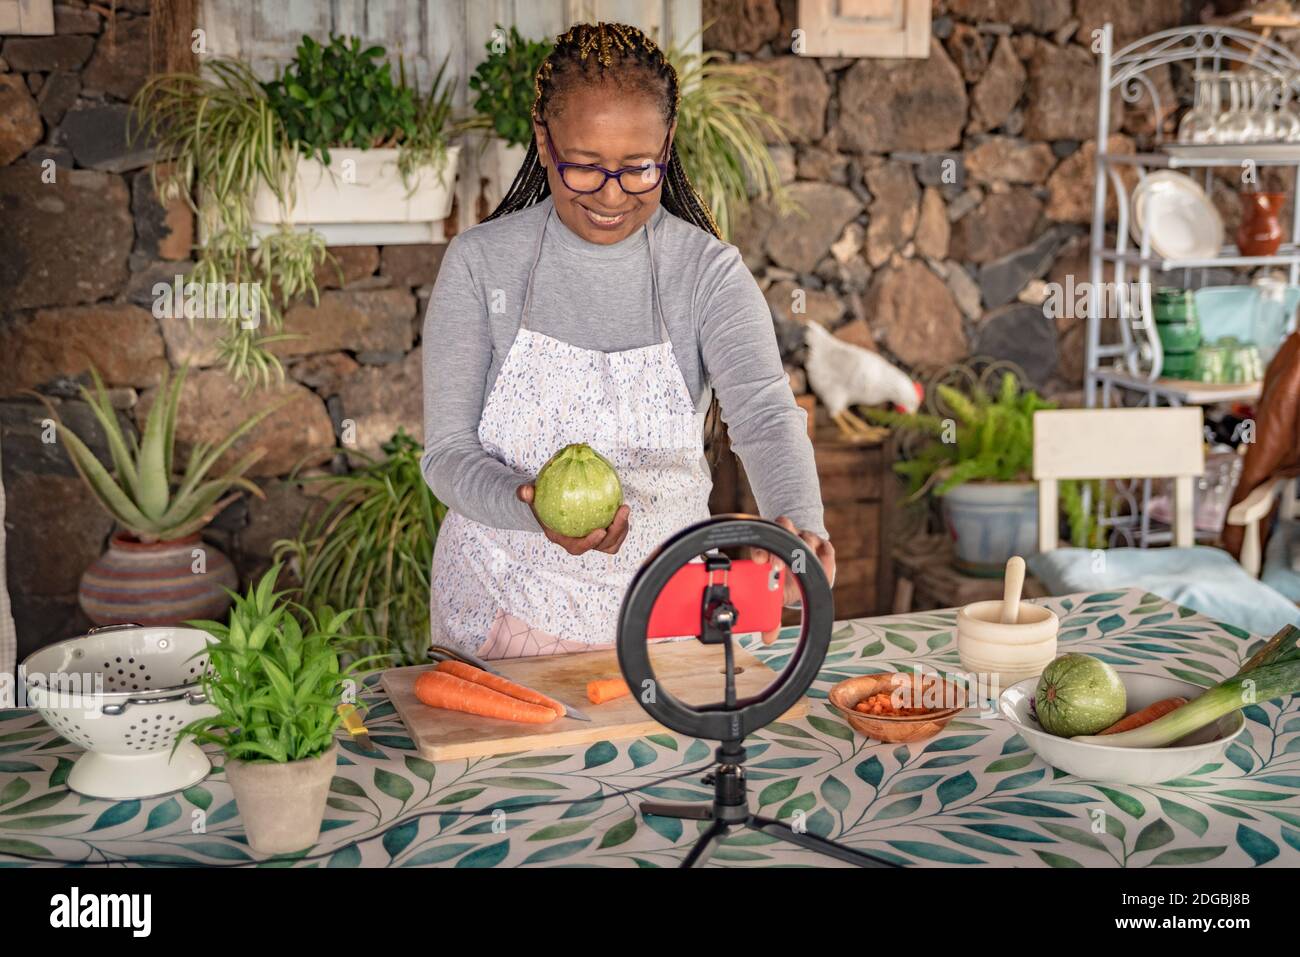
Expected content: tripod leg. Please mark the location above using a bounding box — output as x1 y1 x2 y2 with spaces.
641 801 714 821
751 815 898 868
680 819 729 869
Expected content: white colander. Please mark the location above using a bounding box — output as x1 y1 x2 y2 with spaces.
21 624 219 799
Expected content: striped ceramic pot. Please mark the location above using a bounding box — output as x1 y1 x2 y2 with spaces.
78 533 237 626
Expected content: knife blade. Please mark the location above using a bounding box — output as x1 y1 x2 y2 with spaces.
428 645 593 722
336 703 378 751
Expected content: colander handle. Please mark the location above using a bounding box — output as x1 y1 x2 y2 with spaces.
86 623 143 635
101 687 208 716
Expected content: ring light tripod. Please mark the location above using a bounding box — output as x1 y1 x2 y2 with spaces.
617 516 897 869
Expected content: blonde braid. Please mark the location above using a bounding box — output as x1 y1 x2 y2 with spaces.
533 22 681 121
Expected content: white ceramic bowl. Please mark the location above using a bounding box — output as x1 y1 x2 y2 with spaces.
999 672 1244 785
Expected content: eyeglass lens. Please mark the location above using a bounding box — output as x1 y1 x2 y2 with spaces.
560 163 663 195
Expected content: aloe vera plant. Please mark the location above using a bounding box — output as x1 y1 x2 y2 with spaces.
30 366 277 543
178 564 385 762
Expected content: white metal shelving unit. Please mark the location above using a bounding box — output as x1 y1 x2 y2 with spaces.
1087 23 1300 546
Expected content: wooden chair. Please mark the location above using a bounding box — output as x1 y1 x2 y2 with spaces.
1030 408 1300 636
1228 477 1297 575
1034 407 1204 553
1229 477 1300 607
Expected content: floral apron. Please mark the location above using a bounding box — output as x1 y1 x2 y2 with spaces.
429 205 712 658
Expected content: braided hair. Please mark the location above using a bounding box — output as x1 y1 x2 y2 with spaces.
485 22 730 466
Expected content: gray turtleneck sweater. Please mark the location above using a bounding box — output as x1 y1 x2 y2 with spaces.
420 196 827 539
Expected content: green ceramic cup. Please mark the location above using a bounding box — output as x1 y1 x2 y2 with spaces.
1193 344 1227 382
1162 351 1200 379
1153 287 1196 324
1158 321 1201 354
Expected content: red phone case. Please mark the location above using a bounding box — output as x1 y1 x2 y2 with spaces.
645 559 785 638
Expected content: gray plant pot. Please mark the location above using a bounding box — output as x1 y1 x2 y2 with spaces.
941 481 1040 577
224 741 338 855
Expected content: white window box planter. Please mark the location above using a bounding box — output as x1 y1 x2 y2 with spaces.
249 146 461 246
488 138 528 196
465 135 529 228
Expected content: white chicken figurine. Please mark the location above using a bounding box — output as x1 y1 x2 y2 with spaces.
801 321 924 442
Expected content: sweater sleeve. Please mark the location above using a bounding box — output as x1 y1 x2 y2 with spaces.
698 247 828 540
420 238 542 533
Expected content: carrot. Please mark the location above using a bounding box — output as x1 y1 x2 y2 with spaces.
415 671 559 723
1097 696 1188 735
586 677 630 705
433 659 568 718
853 692 934 717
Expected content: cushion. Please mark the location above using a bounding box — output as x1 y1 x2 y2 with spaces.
1028 545 1300 637
1262 518 1300 604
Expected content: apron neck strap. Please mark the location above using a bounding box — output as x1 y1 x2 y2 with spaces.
644 213 670 343
521 203 670 343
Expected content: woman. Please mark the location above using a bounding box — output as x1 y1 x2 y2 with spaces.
422 22 833 658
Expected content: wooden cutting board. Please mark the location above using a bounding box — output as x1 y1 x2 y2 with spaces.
381 640 807 761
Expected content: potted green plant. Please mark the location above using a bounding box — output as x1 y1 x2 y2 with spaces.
468 24 552 198
866 372 1103 575
256 34 462 236
275 430 448 667
132 34 464 387
29 367 278 626
179 564 382 854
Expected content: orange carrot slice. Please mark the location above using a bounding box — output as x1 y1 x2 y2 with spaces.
1097 696 1188 735
586 677 630 705
433 659 567 717
415 671 558 723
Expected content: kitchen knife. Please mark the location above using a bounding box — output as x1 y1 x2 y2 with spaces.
336 703 378 751
428 644 593 722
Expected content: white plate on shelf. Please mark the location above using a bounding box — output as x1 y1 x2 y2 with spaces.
1164 142 1300 162
1130 171 1224 261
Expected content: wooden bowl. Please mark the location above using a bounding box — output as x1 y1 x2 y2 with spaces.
828 672 968 743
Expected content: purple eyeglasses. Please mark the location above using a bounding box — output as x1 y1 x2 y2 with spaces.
542 122 670 195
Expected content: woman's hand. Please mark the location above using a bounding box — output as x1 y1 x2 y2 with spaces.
750 516 836 645
517 483 631 555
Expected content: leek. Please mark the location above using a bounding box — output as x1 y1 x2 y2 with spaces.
1073 625 1300 748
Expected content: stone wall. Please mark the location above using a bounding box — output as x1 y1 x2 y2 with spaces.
707 0 1289 400
0 0 1280 653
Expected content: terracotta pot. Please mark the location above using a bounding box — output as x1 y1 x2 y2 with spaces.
225 743 338 855
78 532 236 626
1236 192 1285 256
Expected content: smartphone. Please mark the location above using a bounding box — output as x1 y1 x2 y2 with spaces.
645 558 785 638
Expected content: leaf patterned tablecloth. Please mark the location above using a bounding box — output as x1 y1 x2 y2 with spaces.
1 588 1298 868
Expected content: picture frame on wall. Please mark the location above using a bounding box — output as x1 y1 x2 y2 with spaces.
796 0 930 58
0 0 53 34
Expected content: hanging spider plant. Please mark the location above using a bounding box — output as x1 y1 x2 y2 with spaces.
132 58 329 390
667 42 796 241
132 39 468 390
